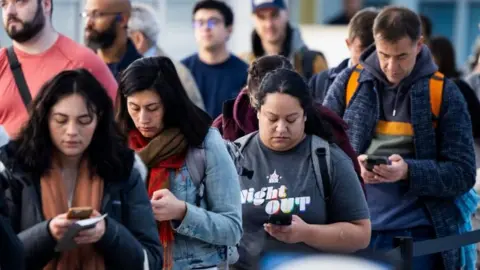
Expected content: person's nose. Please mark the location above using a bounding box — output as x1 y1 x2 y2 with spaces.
264 18 274 29
4 3 18 18
66 121 79 137
139 110 150 125
85 16 95 29
275 120 288 133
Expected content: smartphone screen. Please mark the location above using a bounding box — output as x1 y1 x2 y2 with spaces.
67 207 92 220
267 213 292 226
365 156 389 171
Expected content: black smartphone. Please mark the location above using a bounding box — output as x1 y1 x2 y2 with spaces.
365 156 390 171
267 213 292 226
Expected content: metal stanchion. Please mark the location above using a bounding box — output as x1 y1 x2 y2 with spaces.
394 236 413 270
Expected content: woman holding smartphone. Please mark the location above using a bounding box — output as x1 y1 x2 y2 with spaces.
116 57 242 270
0 69 162 269
234 68 371 269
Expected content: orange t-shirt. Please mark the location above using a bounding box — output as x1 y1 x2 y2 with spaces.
0 34 118 137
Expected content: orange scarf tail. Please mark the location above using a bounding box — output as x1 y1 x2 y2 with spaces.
40 158 105 270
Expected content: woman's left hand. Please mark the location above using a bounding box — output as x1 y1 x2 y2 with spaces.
264 215 308 244
151 189 187 222
74 210 106 245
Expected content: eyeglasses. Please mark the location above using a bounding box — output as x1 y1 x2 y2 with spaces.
80 10 120 20
192 18 223 29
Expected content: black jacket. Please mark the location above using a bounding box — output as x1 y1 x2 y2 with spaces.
0 174 24 270
0 143 162 270
309 58 350 103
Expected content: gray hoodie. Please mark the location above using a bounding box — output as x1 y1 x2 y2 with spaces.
359 44 438 231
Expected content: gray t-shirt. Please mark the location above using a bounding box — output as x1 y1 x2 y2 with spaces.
236 134 369 269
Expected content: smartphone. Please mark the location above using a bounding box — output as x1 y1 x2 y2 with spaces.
267 213 292 226
365 156 390 171
67 207 93 220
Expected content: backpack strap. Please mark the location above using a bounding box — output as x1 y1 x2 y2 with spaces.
429 71 444 127
185 144 207 207
7 46 32 109
345 64 364 107
311 136 332 220
234 131 258 153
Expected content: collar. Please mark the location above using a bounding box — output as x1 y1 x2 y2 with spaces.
143 46 157 58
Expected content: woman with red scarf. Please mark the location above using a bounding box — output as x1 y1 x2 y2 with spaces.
116 57 243 270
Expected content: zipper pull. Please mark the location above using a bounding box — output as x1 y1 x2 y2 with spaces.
393 110 396 117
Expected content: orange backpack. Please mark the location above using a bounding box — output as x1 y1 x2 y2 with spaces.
345 64 445 126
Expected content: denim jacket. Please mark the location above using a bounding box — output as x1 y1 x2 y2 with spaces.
323 66 476 270
143 128 243 270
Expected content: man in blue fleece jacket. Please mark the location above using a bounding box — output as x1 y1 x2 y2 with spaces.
323 6 475 270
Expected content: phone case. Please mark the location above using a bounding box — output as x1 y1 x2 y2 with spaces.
268 213 292 226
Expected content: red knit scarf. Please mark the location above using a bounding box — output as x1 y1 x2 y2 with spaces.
129 129 188 270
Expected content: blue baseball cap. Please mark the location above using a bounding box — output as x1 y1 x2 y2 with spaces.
251 0 286 13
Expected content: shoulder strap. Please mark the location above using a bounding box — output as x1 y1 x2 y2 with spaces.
6 47 32 109
234 131 258 153
186 145 206 187
311 136 332 202
429 71 444 126
345 64 364 108
185 145 207 207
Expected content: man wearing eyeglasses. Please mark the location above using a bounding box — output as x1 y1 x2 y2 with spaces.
0 0 117 138
182 0 248 118
83 0 142 78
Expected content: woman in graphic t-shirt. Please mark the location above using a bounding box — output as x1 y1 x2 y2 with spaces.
234 68 371 270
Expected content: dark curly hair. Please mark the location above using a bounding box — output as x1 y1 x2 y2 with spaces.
246 55 293 107
12 69 129 180
254 68 334 142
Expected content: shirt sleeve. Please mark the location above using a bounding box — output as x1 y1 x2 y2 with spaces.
80 53 118 102
328 147 370 223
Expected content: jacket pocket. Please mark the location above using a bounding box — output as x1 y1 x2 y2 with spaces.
170 167 196 204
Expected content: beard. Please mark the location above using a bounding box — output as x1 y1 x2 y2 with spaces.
84 20 117 50
4 4 45 43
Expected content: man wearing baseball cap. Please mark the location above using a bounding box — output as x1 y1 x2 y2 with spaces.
240 0 328 81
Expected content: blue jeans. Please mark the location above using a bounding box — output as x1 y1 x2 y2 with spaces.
369 226 443 270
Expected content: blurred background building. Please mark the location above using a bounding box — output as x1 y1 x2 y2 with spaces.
0 0 478 69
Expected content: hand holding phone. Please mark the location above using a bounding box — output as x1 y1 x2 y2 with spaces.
267 213 292 226
365 155 390 171
67 207 93 220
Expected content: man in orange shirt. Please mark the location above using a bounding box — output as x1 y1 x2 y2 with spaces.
0 0 118 138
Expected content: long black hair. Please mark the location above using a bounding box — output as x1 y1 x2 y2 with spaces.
116 56 212 147
429 36 460 78
13 69 128 180
254 68 334 142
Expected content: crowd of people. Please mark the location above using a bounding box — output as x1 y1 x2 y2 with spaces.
1 0 480 270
